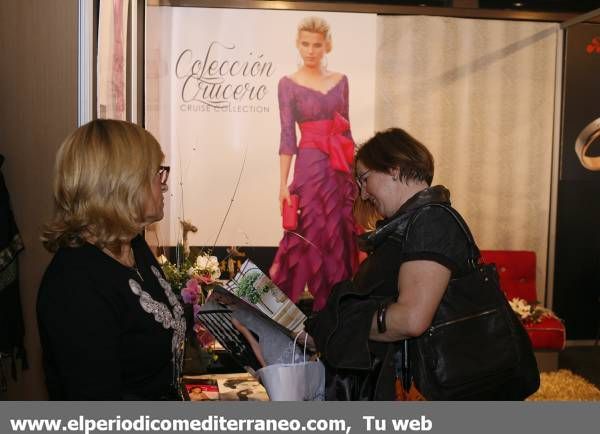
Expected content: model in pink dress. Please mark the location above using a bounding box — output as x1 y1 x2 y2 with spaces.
269 17 359 311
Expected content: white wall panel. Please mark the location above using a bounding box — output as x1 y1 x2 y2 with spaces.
376 16 559 300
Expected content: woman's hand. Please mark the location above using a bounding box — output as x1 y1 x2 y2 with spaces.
295 331 316 353
278 155 293 213
279 185 291 214
232 317 267 368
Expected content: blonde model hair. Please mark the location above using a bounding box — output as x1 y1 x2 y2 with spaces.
297 16 332 52
42 119 164 253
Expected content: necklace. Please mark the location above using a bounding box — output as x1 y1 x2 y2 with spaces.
128 247 144 282
102 245 144 282
131 263 144 282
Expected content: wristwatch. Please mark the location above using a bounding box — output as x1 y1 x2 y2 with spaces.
574 117 600 171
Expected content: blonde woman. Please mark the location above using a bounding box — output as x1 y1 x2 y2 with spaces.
270 16 359 311
37 119 185 400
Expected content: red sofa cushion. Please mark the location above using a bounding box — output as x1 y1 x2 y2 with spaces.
480 250 537 302
525 316 566 351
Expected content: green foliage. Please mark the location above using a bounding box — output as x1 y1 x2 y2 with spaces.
161 257 194 292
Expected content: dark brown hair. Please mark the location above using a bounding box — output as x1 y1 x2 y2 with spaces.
355 128 434 185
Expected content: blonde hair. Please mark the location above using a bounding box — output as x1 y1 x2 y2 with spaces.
353 198 381 231
297 16 332 52
352 164 382 231
42 119 164 252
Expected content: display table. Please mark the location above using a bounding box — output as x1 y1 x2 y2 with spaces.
183 372 269 401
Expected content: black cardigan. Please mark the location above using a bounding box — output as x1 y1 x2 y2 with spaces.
37 235 182 400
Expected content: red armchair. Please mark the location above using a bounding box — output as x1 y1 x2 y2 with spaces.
480 250 565 351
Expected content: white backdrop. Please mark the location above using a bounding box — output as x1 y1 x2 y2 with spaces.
375 16 560 298
145 9 561 299
146 7 376 247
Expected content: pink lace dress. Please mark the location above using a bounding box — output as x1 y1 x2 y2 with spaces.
269 75 359 311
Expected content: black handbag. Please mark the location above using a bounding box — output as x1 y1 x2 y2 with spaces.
407 204 540 400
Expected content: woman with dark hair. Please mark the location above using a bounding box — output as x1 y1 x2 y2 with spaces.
307 127 473 400
37 119 185 400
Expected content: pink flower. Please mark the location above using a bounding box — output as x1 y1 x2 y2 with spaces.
181 278 201 304
197 273 214 285
193 303 201 317
194 323 215 348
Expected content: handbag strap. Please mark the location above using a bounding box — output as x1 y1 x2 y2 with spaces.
404 203 480 271
291 331 308 364
401 202 482 393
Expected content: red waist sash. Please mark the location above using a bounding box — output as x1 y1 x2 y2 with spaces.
298 112 354 173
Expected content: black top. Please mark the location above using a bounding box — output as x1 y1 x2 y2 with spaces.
307 185 474 399
386 204 472 276
354 186 472 301
37 235 185 400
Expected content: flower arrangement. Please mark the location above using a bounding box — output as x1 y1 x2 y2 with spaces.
160 252 221 305
191 254 222 284
158 255 194 295
508 297 556 324
158 250 221 351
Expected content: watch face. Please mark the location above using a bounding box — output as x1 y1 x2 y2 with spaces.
574 118 600 171
560 25 600 181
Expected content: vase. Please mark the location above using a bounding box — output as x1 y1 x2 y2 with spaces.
182 303 214 375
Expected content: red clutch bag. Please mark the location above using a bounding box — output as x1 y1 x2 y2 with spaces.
282 194 300 231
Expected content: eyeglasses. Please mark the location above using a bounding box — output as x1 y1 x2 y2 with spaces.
355 169 371 190
157 165 170 184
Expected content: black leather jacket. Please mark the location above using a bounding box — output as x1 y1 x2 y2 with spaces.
305 185 452 400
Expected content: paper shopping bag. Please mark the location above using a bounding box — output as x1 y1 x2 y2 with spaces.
257 332 325 401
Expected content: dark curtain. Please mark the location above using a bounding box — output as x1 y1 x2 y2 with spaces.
0 154 27 392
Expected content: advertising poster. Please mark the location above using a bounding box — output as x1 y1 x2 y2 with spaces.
146 6 376 305
553 23 600 338
146 7 376 244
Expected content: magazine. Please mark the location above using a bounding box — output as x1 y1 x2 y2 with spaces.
195 302 263 373
216 374 269 401
182 373 268 401
220 259 306 335
196 259 307 374
182 379 219 401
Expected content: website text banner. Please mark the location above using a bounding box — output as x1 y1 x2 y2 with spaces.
2 402 599 434
146 7 376 247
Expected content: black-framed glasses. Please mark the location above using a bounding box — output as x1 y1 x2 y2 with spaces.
355 169 371 190
157 165 170 184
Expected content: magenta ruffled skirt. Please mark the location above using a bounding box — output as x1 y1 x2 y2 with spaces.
270 148 359 311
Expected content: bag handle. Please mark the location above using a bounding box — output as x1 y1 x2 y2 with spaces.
291 331 308 364
404 203 480 270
